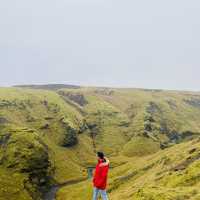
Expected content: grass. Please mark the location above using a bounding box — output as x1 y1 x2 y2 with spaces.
1 86 200 199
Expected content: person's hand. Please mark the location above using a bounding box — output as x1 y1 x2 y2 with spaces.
99 157 109 167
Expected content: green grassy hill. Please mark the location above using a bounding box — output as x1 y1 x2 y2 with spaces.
57 138 200 200
0 86 200 200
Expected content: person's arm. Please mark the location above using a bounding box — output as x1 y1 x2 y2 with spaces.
99 157 110 167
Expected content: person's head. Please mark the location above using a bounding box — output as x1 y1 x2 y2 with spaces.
97 151 104 160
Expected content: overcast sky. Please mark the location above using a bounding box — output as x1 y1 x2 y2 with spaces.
0 0 200 90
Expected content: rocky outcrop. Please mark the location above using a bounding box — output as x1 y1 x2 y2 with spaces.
166 100 177 110
94 89 114 96
143 101 199 149
143 102 159 139
172 151 200 171
40 123 50 130
58 91 88 107
146 101 161 114
0 133 11 147
59 120 78 147
184 98 200 109
61 128 78 147
0 117 8 124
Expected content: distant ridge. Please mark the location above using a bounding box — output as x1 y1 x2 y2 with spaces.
13 84 81 90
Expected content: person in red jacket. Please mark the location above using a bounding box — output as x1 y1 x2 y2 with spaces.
92 152 109 200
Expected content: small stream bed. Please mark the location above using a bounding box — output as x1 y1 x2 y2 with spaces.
43 167 95 200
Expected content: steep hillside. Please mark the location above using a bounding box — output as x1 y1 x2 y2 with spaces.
0 88 93 200
0 86 200 200
58 87 200 156
57 138 200 200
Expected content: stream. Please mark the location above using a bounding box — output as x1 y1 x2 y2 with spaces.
43 179 87 200
44 168 94 200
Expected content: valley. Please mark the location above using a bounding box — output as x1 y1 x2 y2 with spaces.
0 85 200 200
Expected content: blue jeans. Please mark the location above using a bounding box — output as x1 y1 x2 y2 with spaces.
92 187 109 200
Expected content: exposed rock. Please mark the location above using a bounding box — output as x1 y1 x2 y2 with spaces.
0 133 11 147
60 123 78 147
163 130 199 147
58 91 88 106
146 102 161 114
0 117 8 124
40 124 50 130
167 131 181 143
94 89 114 96
144 115 155 123
189 148 197 154
166 100 177 110
78 120 88 134
87 121 100 139
42 100 48 107
184 98 200 109
172 153 200 171
61 130 78 147
87 122 98 130
143 131 149 137
160 142 169 150
144 102 160 136
159 122 169 134
144 122 152 132
182 131 198 139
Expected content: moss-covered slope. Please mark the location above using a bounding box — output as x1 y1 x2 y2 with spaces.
0 86 200 199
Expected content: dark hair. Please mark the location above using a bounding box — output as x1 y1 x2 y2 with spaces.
97 152 104 159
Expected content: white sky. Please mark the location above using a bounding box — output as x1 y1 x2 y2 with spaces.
0 0 200 90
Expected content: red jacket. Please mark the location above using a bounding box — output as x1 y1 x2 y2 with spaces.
93 159 109 190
